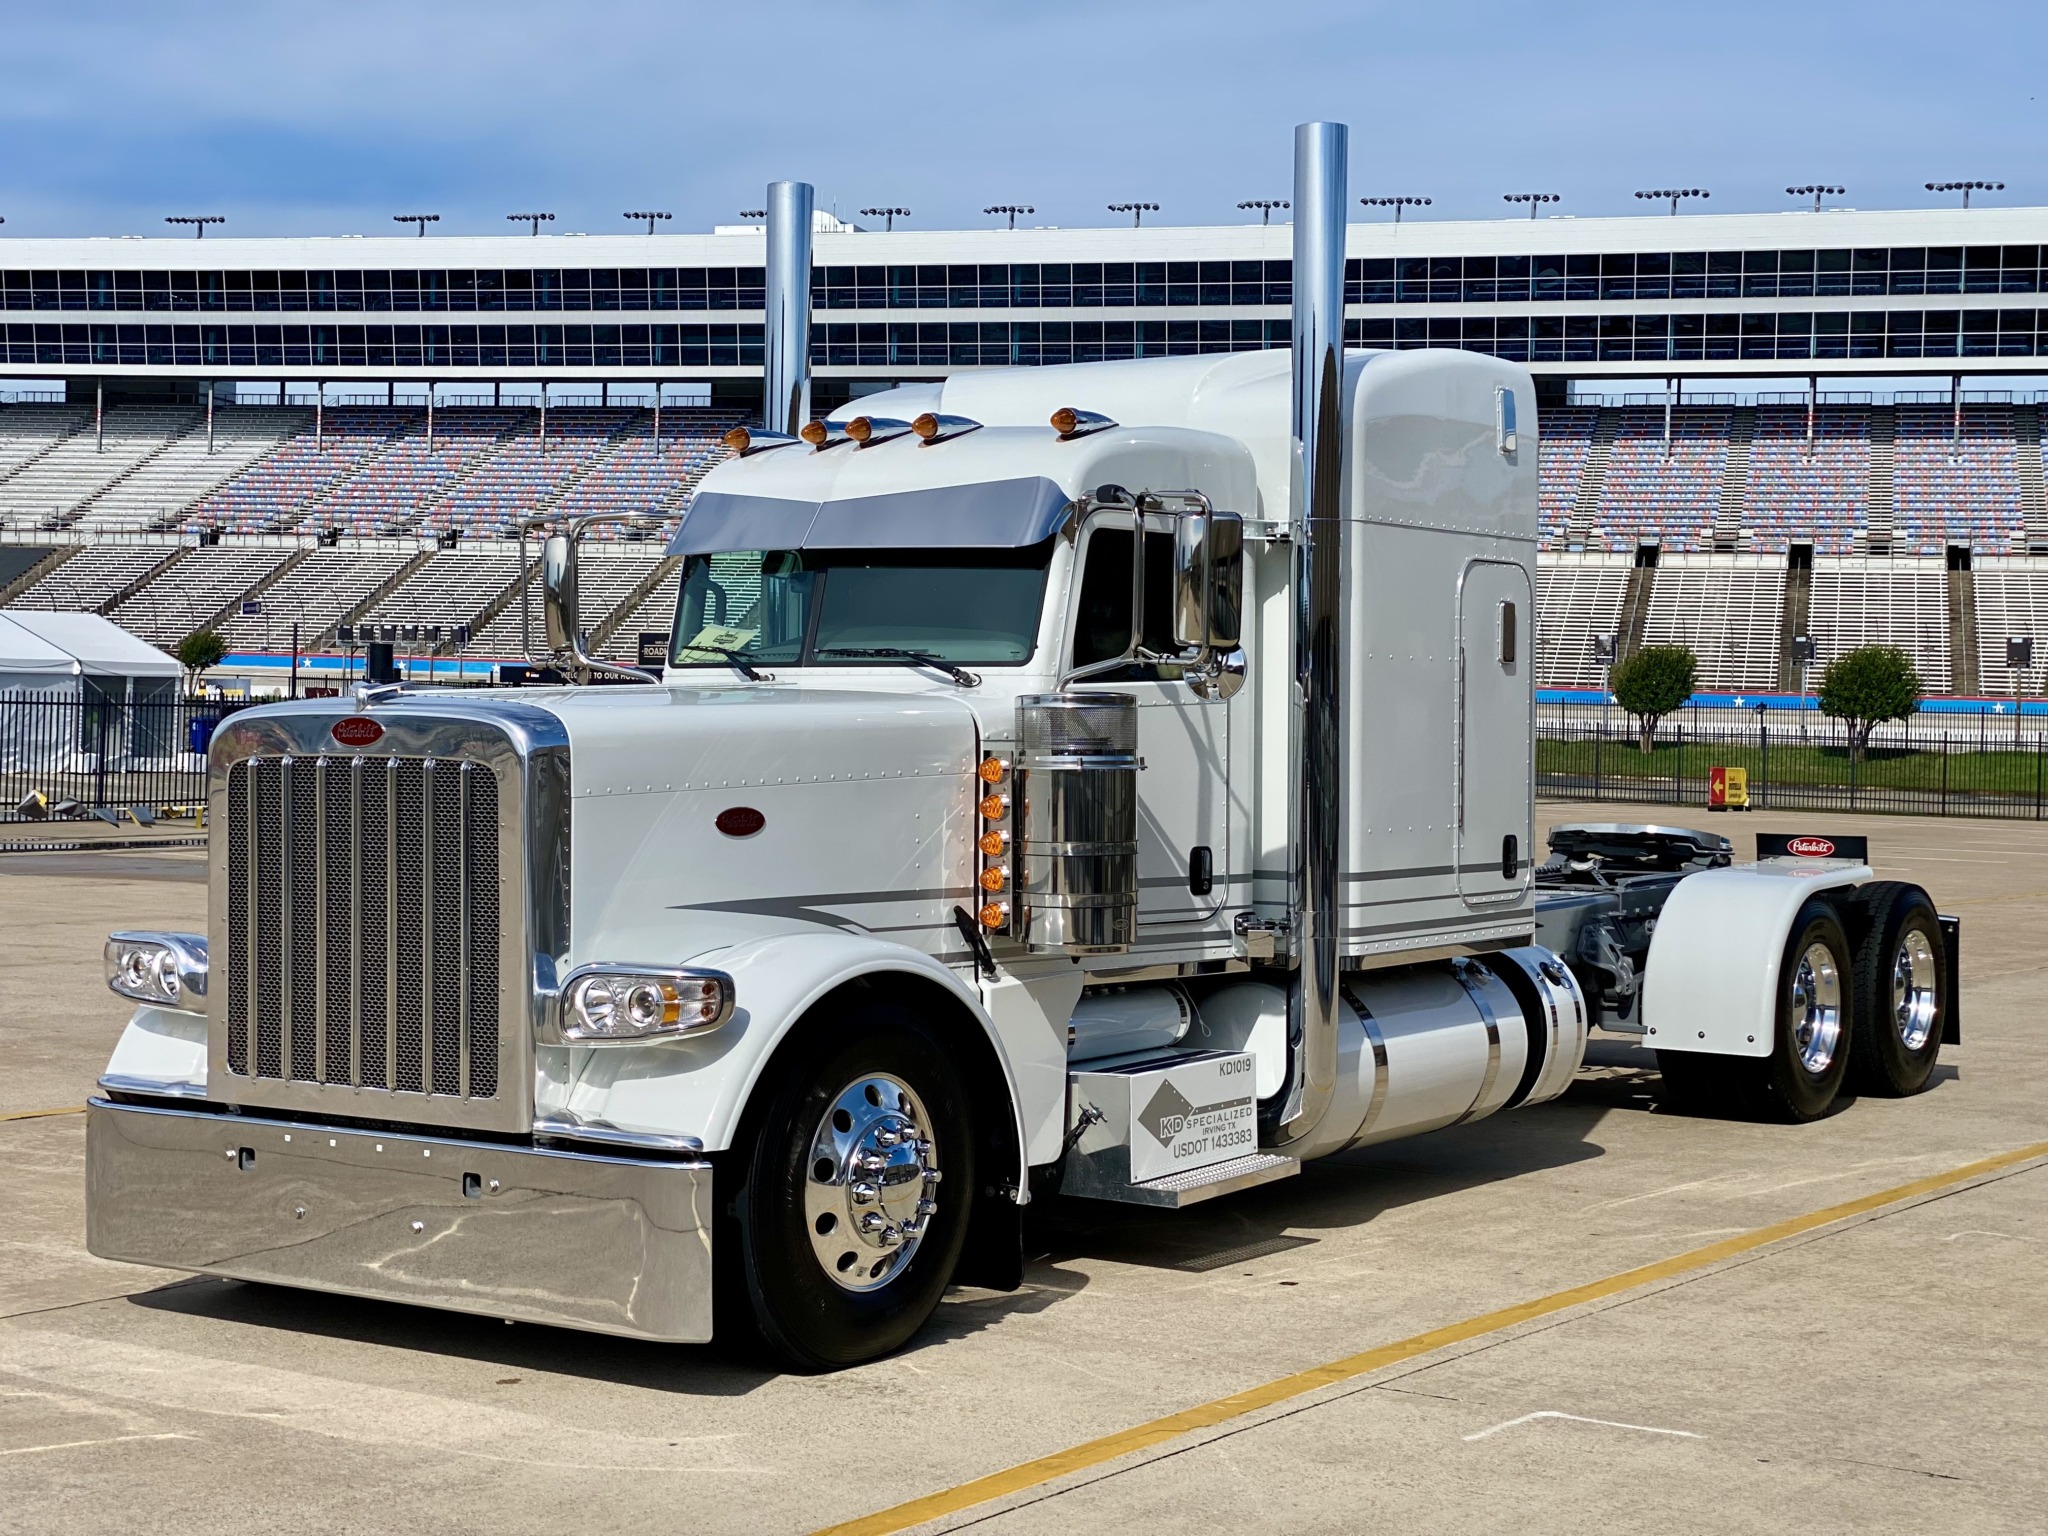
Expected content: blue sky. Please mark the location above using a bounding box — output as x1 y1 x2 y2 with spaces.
0 0 2040 237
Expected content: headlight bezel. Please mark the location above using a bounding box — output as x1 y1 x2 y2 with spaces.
550 964 735 1045
105 931 209 1012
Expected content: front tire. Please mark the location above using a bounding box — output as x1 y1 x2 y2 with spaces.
734 1001 975 1371
1847 883 1947 1098
1745 898 1854 1122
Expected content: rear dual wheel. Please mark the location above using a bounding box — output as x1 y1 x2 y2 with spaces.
1847 882 1948 1098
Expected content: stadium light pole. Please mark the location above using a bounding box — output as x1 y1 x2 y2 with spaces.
1787 184 1845 212
1926 179 2004 208
166 215 225 238
1237 199 1289 225
860 206 911 231
1108 202 1160 227
984 204 1034 230
393 214 439 237
1634 188 1709 215
507 212 555 235
739 208 766 220
625 210 672 233
1360 195 1430 223
1503 192 1560 219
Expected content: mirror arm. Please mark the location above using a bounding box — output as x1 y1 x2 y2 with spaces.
516 512 667 685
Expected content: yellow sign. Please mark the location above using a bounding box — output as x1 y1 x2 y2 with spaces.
1708 765 1749 810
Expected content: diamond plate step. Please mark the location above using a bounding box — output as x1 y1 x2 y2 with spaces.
1083 1150 1299 1209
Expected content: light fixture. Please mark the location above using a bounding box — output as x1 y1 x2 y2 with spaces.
1925 179 2004 208
1360 195 1431 223
624 210 672 233
1503 192 1559 219
165 215 225 238
1107 201 1159 227
911 412 983 443
1634 188 1709 215
985 204 1034 230
845 415 912 446
105 932 209 1009
393 214 439 237
1786 184 1845 212
556 965 734 1042
1051 406 1117 439
860 206 911 231
507 212 555 235
1237 198 1289 225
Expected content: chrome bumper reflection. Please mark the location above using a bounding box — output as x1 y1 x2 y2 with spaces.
85 1098 714 1342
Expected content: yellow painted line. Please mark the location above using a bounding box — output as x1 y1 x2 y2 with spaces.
0 1105 85 1123
817 1138 2048 1536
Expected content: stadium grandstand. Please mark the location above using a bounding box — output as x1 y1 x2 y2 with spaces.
4 201 2048 695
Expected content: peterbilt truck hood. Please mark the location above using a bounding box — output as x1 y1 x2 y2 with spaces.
529 684 984 966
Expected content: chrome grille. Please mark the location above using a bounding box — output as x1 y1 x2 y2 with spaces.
224 754 503 1105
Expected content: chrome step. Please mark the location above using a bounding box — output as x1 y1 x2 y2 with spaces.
1072 1150 1300 1209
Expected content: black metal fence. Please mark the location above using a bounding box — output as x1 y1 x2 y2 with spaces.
1539 702 2048 818
0 695 255 823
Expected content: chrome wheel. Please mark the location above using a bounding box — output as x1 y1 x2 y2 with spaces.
1790 942 1843 1075
802 1074 941 1294
1892 928 1939 1053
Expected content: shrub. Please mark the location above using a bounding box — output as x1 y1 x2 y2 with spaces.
175 629 227 693
1818 645 1921 762
1611 644 1698 753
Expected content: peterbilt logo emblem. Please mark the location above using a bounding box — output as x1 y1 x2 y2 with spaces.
716 806 766 837
331 717 384 747
1786 836 1836 857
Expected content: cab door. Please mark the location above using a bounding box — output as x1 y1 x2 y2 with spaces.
1067 516 1229 929
1456 559 1532 906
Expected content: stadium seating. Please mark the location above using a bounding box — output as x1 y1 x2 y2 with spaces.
315 410 512 537
104 545 300 648
359 547 533 645
4 542 182 613
215 545 419 651
0 406 90 483
1972 563 2048 697
1641 556 1786 692
1807 558 1952 693
1591 407 1730 552
1892 405 2026 554
466 546 668 658
78 407 305 533
1533 555 1630 689
187 408 413 533
1745 406 1870 555
1536 406 1596 549
0 408 198 529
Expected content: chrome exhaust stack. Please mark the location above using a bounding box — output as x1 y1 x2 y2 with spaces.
762 180 814 436
1272 120 1349 1148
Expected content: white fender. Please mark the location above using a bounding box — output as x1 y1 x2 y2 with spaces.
101 1005 209 1098
537 930 1037 1173
1644 861 1872 1058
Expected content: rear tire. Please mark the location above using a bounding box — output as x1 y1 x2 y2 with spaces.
733 1001 975 1371
1846 883 1947 1098
1744 898 1854 1123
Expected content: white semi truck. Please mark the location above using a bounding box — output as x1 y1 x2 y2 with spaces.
86 125 1954 1370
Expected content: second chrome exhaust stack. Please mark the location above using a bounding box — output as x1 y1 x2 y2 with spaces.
1273 120 1349 1149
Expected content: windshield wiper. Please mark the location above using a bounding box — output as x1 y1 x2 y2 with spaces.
818 646 981 688
675 644 771 682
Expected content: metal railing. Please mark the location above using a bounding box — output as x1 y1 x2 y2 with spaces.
1539 700 2048 818
0 695 256 822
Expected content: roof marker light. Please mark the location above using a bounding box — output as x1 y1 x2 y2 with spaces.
722 426 802 457
1051 407 1117 440
800 419 852 449
845 415 913 447
910 411 984 444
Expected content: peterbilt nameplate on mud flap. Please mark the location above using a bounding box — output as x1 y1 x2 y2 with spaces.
1062 1050 1264 1198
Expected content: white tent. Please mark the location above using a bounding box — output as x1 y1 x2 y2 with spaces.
0 612 185 773
0 611 183 696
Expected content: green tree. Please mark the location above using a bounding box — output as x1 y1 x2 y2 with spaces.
175 629 227 695
1818 645 1921 762
1611 644 1698 753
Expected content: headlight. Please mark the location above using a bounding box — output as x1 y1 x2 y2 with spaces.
105 932 208 1010
557 966 734 1043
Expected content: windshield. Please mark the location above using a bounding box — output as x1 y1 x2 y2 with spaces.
670 543 1053 669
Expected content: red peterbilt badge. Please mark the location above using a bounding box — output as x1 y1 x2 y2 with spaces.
1786 835 1836 857
331 717 385 747
716 806 766 837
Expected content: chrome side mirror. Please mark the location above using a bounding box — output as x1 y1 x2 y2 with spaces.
541 533 578 653
1172 509 1244 652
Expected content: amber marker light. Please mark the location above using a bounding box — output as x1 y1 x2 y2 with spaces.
722 426 751 453
977 756 1007 784
978 829 1008 857
845 416 873 443
912 412 940 440
979 865 1008 893
800 420 830 445
978 901 1010 930
978 792 1008 820
1050 406 1079 435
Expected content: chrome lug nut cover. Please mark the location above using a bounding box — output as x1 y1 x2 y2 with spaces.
803 1073 941 1293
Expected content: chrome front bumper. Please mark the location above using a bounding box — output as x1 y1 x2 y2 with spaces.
85 1098 715 1342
